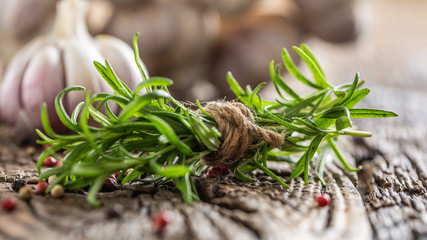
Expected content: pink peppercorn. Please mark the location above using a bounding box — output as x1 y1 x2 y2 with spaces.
43 156 57 167
114 170 122 178
56 161 62 167
219 166 230 174
42 144 51 150
206 167 223 178
35 181 49 195
104 177 116 186
2 196 17 212
109 174 117 182
102 177 117 192
316 193 331 207
152 211 171 232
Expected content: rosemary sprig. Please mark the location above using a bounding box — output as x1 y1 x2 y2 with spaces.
36 35 397 206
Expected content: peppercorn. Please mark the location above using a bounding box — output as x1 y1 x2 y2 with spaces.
2 196 17 212
316 193 331 207
152 211 171 232
48 175 57 184
18 186 33 200
50 185 64 198
125 168 133 176
101 177 117 192
43 144 51 150
109 174 117 182
43 156 57 167
219 166 230 174
35 181 49 195
205 167 223 178
114 170 122 178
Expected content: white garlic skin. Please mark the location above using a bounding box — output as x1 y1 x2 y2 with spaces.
0 0 143 137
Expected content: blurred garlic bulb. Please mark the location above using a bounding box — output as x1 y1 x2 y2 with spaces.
0 0 143 137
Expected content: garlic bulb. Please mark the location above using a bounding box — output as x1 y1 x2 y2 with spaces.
0 0 144 137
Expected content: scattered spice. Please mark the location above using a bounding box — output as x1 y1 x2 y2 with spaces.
50 185 65 198
110 174 117 182
152 211 172 232
206 167 223 178
114 170 122 178
316 193 331 207
125 168 134 176
102 177 117 192
48 175 57 184
2 196 17 212
43 156 57 167
43 144 51 150
35 181 49 195
114 171 123 183
18 186 33 200
219 166 230 174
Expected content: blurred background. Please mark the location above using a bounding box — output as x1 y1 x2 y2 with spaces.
0 0 426 106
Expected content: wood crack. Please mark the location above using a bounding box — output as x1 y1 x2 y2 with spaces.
352 129 427 239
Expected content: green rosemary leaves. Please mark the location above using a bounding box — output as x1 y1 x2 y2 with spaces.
36 35 397 206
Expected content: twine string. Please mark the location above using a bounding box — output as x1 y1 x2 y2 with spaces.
201 101 284 167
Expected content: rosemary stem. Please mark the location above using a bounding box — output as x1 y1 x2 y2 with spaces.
340 129 372 137
255 117 278 123
253 160 289 188
185 150 210 165
327 138 361 172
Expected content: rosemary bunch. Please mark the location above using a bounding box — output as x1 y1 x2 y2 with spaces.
36 34 397 206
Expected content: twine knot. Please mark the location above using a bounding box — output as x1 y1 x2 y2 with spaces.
201 101 284 167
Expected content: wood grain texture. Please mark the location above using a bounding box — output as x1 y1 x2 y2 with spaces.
0 90 425 240
0 1 426 239
0 122 373 240
1 57 426 240
0 153 373 240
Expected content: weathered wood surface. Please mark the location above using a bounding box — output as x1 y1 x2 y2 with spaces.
1 116 426 240
0 129 375 240
1 0 426 239
0 89 425 240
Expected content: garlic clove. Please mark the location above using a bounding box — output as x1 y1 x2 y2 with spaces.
21 45 64 131
62 39 106 112
0 38 45 126
95 34 144 91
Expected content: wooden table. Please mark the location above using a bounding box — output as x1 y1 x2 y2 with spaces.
0 0 426 239
0 104 425 240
